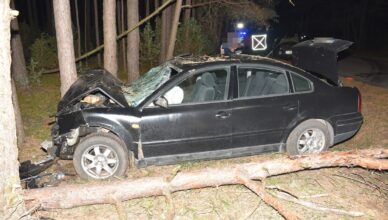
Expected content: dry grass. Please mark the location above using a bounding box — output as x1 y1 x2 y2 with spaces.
17 75 388 220
339 78 388 149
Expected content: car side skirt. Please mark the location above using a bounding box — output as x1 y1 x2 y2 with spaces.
136 143 283 167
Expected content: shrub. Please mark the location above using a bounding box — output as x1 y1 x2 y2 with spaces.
29 33 58 71
175 18 208 56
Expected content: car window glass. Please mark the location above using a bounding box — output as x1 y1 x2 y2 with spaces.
164 69 229 105
238 68 289 98
291 73 312 92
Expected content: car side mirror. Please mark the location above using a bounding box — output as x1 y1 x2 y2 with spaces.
154 96 169 108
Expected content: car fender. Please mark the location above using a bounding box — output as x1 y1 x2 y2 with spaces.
281 116 335 148
82 111 139 155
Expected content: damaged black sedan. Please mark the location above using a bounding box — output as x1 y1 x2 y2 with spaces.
46 38 363 180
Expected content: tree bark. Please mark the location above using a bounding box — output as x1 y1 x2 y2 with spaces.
24 148 388 214
0 1 26 218
75 0 82 58
146 0 150 16
127 0 140 82
53 0 78 97
26 0 34 27
103 0 118 76
120 0 126 72
160 0 172 63
10 0 28 87
183 0 191 51
93 0 101 66
44 0 55 35
84 0 90 65
166 0 183 60
118 0 126 72
12 80 25 146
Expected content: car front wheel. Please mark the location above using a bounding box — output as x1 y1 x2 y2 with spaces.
73 132 129 180
286 120 330 155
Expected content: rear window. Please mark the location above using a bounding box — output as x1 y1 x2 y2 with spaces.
291 73 312 92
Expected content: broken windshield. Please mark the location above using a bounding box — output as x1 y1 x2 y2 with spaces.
122 64 174 107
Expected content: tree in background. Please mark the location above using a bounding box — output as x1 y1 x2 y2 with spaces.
12 80 25 146
74 0 82 62
117 0 126 72
10 0 28 87
53 0 78 96
160 0 172 63
93 0 102 66
0 1 27 218
127 0 140 82
140 22 159 68
103 0 118 76
166 0 183 60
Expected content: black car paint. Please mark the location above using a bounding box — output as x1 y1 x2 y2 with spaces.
53 57 362 166
292 38 353 85
57 69 129 113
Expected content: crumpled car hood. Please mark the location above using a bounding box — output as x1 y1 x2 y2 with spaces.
58 69 129 113
292 38 353 85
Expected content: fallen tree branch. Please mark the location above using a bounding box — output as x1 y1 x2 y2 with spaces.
270 190 365 217
24 149 388 217
236 172 300 220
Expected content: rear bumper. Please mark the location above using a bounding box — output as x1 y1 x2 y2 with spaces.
332 112 363 144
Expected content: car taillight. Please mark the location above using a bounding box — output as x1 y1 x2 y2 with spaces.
357 92 362 113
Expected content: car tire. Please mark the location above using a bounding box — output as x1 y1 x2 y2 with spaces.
73 132 129 180
286 119 330 155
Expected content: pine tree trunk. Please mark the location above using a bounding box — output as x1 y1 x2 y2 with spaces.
26 0 34 26
75 0 82 58
120 0 126 72
12 80 25 146
53 0 78 96
103 0 118 76
24 149 388 211
127 0 140 82
31 0 39 29
166 0 183 60
183 0 191 51
146 0 150 16
10 0 28 87
44 0 55 35
0 1 26 218
84 0 90 65
93 0 101 66
160 0 172 63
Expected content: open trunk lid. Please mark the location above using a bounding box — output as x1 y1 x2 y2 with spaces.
292 38 353 85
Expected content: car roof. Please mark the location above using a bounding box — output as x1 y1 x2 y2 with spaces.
168 54 306 74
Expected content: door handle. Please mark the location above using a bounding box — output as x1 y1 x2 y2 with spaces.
215 111 231 119
282 104 298 111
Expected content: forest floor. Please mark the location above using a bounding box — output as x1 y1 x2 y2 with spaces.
17 74 388 220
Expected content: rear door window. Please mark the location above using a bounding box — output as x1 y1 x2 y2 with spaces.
291 72 312 92
238 67 289 98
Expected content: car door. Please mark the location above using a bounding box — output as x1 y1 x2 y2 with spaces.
230 65 299 150
139 67 233 158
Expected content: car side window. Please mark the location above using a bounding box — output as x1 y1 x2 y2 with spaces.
164 69 229 105
291 72 312 92
238 68 289 98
